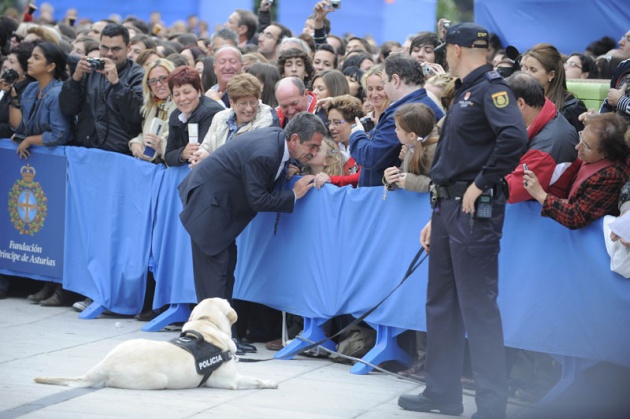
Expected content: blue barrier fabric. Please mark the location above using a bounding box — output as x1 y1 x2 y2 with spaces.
1 141 629 368
151 165 197 307
235 181 630 368
0 141 66 280
63 147 157 314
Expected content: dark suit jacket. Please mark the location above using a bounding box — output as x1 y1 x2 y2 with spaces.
178 126 295 256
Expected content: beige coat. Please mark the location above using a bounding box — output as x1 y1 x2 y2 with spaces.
199 103 276 154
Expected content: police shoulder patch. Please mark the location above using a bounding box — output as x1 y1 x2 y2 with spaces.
491 91 509 108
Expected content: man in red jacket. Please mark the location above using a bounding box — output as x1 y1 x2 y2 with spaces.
506 72 579 203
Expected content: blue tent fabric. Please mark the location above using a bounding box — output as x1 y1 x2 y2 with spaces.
475 0 630 54
63 147 157 314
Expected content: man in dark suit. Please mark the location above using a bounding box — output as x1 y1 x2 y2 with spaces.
178 112 325 353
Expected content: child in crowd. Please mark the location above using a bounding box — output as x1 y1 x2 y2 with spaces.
382 102 437 193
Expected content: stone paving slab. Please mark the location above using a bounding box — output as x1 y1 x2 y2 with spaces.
0 297 529 419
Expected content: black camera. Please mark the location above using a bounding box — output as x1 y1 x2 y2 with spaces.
360 116 375 132
86 57 105 71
330 0 341 9
1 68 19 84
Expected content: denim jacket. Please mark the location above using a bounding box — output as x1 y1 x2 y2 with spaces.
17 79 74 146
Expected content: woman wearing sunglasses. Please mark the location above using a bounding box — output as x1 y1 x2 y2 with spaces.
128 59 176 163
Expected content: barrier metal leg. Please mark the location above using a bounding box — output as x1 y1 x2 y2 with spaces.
274 317 335 360
350 324 412 375
78 302 106 319
539 356 598 403
141 303 191 332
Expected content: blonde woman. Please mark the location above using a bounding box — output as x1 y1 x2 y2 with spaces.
129 59 176 163
302 136 344 177
361 64 389 130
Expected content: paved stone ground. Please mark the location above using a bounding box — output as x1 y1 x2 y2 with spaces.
0 294 530 419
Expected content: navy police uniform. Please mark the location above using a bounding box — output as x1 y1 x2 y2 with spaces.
424 64 527 418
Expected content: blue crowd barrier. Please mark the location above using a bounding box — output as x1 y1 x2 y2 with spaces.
1 140 629 387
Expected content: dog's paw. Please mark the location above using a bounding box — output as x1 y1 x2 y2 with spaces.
259 380 278 389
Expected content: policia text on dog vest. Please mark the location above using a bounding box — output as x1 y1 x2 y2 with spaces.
169 330 233 387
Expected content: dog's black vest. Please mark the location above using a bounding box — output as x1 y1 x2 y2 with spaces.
169 330 233 387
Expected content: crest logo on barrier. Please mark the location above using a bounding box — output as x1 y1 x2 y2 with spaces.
8 164 47 236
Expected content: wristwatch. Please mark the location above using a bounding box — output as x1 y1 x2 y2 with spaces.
9 97 20 109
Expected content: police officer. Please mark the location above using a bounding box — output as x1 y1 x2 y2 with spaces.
398 23 527 419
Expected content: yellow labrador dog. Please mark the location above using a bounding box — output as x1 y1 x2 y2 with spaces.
34 298 278 390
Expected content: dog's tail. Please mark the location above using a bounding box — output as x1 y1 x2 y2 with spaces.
34 370 106 388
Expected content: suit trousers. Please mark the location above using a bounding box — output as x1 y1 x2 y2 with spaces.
191 239 237 306
422 197 508 419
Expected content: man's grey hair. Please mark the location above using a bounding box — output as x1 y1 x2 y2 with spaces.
211 28 238 48
279 37 310 54
285 113 326 143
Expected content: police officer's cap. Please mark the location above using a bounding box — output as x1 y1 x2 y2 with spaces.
435 23 489 52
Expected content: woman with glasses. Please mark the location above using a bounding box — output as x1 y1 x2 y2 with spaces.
564 53 597 79
128 59 176 163
164 66 224 167
190 73 279 167
312 94 364 188
520 43 587 132
523 113 630 229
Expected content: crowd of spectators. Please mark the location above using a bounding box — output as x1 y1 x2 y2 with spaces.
1 0 630 404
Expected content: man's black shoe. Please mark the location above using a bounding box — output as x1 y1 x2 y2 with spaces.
233 338 257 355
398 393 464 415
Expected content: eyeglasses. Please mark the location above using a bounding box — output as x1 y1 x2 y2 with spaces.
325 120 346 128
148 75 168 86
564 61 582 69
11 32 23 42
234 99 259 109
99 45 125 53
578 131 593 152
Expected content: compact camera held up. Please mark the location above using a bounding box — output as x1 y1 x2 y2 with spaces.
330 0 341 9
1 68 19 84
86 57 105 71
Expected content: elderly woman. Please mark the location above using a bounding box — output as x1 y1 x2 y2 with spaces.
520 43 587 132
190 73 279 166
164 66 224 167
129 59 177 163
524 113 630 230
276 48 315 88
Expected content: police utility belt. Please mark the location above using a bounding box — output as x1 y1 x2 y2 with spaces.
430 181 497 219
169 330 233 387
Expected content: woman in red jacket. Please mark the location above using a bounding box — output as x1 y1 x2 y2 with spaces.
524 112 630 229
